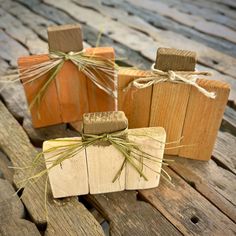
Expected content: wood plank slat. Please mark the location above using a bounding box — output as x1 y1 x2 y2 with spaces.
127 0 236 44
0 178 41 236
0 219 41 236
75 0 236 58
213 131 236 175
154 0 236 30
179 79 230 160
0 8 47 55
0 101 104 236
139 168 236 236
85 191 182 236
118 68 153 128
43 0 236 79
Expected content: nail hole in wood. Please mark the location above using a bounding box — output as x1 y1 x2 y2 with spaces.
212 60 219 65
191 216 199 224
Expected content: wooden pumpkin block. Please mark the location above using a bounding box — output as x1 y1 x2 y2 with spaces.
179 79 230 160
126 127 166 190
43 138 89 198
118 68 153 128
18 24 116 128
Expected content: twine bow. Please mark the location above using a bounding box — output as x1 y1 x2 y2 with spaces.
19 50 118 110
124 64 216 99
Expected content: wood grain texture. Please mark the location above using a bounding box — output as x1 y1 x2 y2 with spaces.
0 178 41 236
118 68 153 128
150 47 197 156
149 82 191 155
127 0 236 44
0 179 25 221
48 24 89 125
86 191 182 236
213 131 236 175
0 219 41 236
0 151 14 183
44 0 236 79
168 154 236 223
48 24 83 53
0 101 104 235
43 138 89 198
139 168 236 236
18 55 63 128
126 127 166 189
3 0 235 104
85 47 116 113
83 111 128 134
18 47 115 128
155 48 196 71
180 79 230 160
86 144 126 194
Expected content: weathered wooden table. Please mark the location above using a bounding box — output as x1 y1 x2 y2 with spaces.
0 0 236 235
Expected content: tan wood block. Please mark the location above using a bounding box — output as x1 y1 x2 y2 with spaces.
86 143 126 194
150 47 196 155
47 24 83 53
155 48 196 71
179 79 230 160
118 68 153 128
83 111 128 134
149 82 191 155
43 138 89 198
125 127 166 190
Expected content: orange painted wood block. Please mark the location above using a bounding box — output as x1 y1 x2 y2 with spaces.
18 24 116 128
118 68 152 128
84 47 116 113
179 79 230 160
18 48 115 128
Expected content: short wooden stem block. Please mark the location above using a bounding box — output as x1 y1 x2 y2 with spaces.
126 127 166 190
83 111 128 134
155 48 196 71
118 68 153 128
48 24 83 53
43 138 89 198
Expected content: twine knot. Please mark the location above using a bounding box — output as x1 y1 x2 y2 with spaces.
64 51 75 61
168 70 176 81
123 64 216 99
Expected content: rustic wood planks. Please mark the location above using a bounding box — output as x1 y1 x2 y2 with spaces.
0 101 104 235
139 168 236 235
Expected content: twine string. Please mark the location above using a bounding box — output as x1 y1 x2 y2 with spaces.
12 50 118 110
123 63 216 99
16 128 170 192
